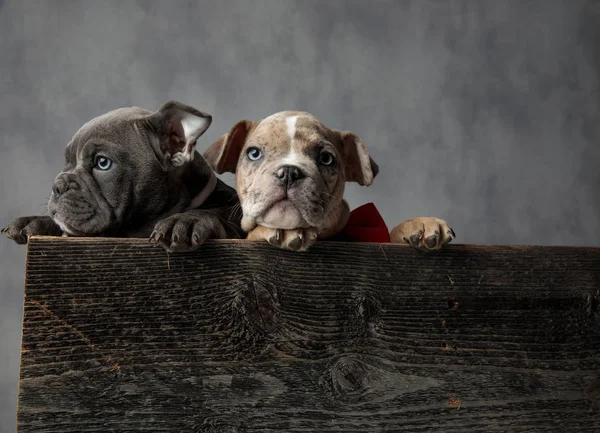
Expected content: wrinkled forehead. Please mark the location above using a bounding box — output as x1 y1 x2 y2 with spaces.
69 107 152 147
252 112 338 148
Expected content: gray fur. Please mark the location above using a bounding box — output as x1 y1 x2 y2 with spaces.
2 101 243 252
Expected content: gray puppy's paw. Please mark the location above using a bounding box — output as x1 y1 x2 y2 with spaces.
149 211 228 253
1 216 63 244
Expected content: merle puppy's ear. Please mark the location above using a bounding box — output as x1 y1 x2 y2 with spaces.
145 100 212 170
336 130 379 186
203 120 258 174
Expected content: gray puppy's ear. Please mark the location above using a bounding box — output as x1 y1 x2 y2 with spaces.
145 100 212 170
337 130 379 186
203 120 258 174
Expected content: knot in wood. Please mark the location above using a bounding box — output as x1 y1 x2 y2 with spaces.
354 292 381 322
220 279 281 357
228 279 279 333
246 279 280 334
329 355 380 399
348 291 382 337
321 354 441 404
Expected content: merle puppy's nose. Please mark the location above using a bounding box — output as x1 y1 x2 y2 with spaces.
275 165 305 186
52 181 66 198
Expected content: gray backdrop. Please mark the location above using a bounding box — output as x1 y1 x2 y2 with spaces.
1 0 599 430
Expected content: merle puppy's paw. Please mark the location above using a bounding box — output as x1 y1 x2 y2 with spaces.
247 225 319 252
1 216 63 245
149 212 228 253
390 217 455 251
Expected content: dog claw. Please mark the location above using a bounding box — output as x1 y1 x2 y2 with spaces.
449 228 456 238
287 237 302 251
1 226 7 234
192 233 200 244
425 233 438 249
409 233 421 247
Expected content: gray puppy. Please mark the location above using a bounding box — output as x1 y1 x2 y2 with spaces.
2 101 243 252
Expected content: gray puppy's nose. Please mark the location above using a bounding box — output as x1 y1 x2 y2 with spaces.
275 165 305 186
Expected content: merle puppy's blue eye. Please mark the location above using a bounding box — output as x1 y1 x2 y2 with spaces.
247 147 263 161
94 156 113 171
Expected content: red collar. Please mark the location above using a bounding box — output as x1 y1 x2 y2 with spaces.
329 202 390 243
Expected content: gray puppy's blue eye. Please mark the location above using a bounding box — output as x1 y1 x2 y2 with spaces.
94 156 113 171
247 147 263 161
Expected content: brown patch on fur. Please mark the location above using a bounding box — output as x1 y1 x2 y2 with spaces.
203 111 378 247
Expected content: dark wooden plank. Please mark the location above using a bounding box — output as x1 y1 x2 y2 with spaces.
18 236 600 432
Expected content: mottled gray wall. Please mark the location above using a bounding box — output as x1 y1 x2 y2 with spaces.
1 0 599 430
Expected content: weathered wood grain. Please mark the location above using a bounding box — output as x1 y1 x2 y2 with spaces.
18 236 600 432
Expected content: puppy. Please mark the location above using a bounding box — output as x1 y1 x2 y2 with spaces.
204 111 454 251
2 101 243 252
